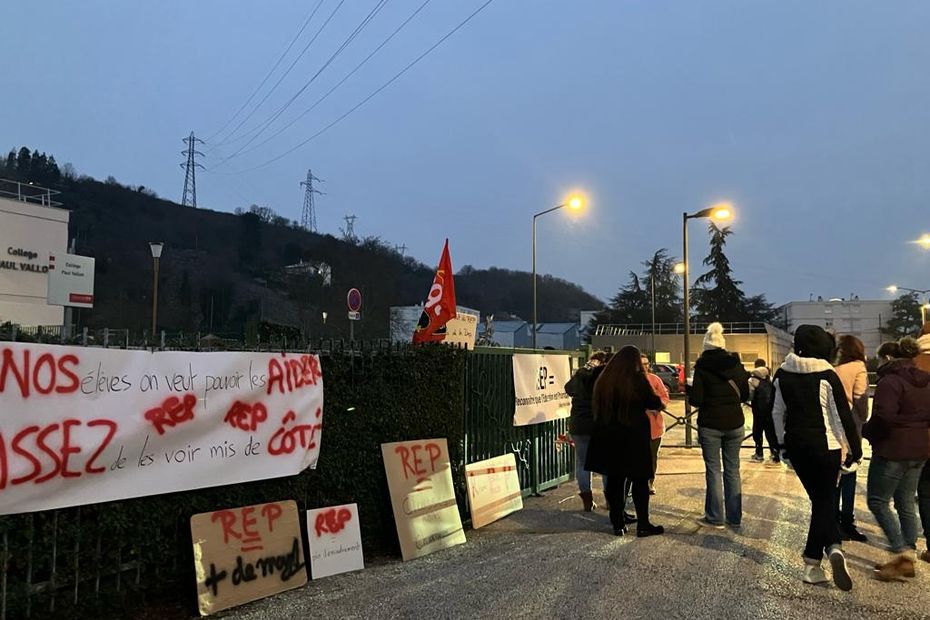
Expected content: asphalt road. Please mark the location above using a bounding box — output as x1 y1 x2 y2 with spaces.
224 448 930 620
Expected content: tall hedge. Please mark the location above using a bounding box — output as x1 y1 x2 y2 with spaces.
0 344 466 619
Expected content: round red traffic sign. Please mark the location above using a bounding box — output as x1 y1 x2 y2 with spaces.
347 288 362 312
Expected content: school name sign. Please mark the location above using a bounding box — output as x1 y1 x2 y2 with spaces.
0 343 324 515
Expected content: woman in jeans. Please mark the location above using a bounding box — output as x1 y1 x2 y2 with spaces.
773 325 860 590
585 345 665 537
833 335 870 542
864 337 930 580
689 322 750 529
565 351 610 511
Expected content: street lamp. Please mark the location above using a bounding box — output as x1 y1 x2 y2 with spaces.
886 284 930 325
682 202 733 447
915 234 930 250
533 192 585 349
149 242 164 347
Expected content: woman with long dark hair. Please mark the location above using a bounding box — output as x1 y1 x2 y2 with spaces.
833 335 870 542
585 345 665 537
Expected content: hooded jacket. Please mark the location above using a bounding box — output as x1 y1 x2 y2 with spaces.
565 365 604 435
772 353 862 461
915 334 930 374
689 348 750 431
862 359 930 461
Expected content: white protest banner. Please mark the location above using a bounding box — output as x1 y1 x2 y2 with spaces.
512 353 572 426
0 342 324 515
465 453 522 528
443 312 478 350
306 503 364 579
191 499 307 616
381 438 466 561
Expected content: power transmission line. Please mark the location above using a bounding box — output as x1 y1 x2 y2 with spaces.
210 0 349 151
205 0 326 145
214 0 390 166
180 131 205 207
216 0 497 175
340 214 357 241
216 0 432 164
300 169 324 232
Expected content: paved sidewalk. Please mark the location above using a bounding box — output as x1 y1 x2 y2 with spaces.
227 449 930 620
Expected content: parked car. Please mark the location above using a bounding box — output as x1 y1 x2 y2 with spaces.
653 363 683 394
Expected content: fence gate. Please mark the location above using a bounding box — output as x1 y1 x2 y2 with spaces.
463 348 584 496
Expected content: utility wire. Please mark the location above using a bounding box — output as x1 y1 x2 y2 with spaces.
216 0 496 175
212 0 348 150
205 0 326 145
214 0 390 165
218 0 432 163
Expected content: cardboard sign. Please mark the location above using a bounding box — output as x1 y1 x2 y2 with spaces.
306 503 364 579
381 438 466 561
465 454 523 528
512 353 572 426
443 312 478 349
0 343 324 515
191 500 307 616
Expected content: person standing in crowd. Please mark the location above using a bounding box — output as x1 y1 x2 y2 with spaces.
641 354 670 494
585 346 665 537
749 358 779 464
863 337 930 580
772 325 860 590
917 323 930 565
565 351 611 511
833 335 870 542
689 322 750 530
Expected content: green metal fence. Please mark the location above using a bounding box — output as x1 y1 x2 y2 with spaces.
463 347 586 495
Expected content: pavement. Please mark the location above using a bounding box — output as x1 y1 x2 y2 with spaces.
225 421 930 620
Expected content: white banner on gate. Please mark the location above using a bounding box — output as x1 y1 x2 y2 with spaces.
0 342 324 515
512 353 572 426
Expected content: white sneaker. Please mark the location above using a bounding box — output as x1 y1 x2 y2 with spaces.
828 546 853 591
803 563 828 585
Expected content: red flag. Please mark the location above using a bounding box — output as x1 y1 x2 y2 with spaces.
413 239 457 344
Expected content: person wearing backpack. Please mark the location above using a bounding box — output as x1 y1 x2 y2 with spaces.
749 359 779 463
833 335 870 542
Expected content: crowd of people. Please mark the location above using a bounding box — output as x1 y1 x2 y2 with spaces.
565 320 930 591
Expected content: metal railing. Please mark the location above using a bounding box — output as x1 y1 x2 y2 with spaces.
0 178 62 208
595 322 771 336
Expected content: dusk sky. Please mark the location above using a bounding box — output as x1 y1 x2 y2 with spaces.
4 1 929 306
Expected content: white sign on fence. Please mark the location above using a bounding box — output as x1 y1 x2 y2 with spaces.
47 252 95 308
306 503 364 579
0 342 324 515
465 453 522 528
443 312 478 350
512 353 572 426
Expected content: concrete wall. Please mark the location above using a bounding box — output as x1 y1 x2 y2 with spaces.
0 196 68 325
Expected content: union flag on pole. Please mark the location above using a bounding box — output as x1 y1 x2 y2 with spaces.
413 239 457 344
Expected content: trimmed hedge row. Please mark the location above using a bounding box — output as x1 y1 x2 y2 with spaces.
0 344 467 619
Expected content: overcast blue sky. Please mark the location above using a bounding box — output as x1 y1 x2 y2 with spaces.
4 1 929 305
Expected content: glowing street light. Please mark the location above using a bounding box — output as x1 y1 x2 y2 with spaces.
533 191 587 348
917 234 930 250
681 201 736 446
674 262 686 275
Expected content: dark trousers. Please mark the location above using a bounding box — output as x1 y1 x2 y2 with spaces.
751 407 778 455
790 448 842 560
918 460 930 544
835 471 858 526
606 475 649 531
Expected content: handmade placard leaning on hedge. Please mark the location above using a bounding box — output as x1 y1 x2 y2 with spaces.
512 353 572 426
465 453 523 528
0 342 324 515
306 503 365 579
381 438 466 561
191 499 307 616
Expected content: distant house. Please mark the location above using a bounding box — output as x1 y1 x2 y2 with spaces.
535 323 581 350
477 320 531 348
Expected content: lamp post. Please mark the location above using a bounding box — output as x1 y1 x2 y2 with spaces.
915 234 930 251
886 284 930 325
533 193 585 349
682 203 733 447
149 242 164 347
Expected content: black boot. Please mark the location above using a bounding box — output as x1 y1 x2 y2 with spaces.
840 521 867 542
637 523 665 537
